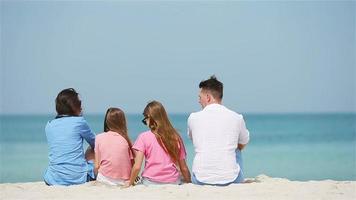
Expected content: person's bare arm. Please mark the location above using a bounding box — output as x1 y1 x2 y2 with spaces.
122 150 144 188
129 149 135 166
85 146 95 161
94 148 100 176
178 159 191 183
237 117 250 151
238 143 247 151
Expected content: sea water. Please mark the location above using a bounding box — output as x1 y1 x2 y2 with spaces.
0 113 355 183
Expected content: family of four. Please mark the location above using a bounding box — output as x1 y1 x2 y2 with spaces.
43 76 250 187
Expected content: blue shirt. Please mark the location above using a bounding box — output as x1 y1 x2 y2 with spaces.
44 116 95 185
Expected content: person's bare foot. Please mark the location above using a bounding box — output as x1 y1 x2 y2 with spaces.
243 178 258 183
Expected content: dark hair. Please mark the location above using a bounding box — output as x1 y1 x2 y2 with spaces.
199 75 223 100
55 88 82 116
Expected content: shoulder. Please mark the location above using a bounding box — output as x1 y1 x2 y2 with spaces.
188 110 203 121
133 131 153 149
113 132 130 144
95 132 106 140
45 119 54 128
73 116 88 124
46 117 83 129
137 130 153 140
51 116 88 125
73 117 92 130
223 106 243 120
187 113 194 122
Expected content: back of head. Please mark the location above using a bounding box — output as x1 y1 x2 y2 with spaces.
143 100 181 163
55 88 82 116
104 107 132 150
143 101 170 132
104 107 127 135
199 75 223 100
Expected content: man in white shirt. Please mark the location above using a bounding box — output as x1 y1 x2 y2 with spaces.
188 75 250 185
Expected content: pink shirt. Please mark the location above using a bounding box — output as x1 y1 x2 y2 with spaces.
95 131 133 180
133 131 186 183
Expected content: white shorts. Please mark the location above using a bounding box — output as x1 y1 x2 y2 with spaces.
96 173 126 186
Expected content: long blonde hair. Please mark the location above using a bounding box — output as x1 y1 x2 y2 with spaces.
143 101 182 163
104 107 134 156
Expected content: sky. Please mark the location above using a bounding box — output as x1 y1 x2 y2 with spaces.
1 1 355 114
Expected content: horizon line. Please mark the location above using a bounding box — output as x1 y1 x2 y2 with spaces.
1 111 355 116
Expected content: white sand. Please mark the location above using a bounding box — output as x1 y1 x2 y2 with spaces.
1 175 355 200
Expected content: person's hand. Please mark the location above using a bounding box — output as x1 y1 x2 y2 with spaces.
134 176 141 185
121 181 131 189
85 147 95 161
238 143 246 151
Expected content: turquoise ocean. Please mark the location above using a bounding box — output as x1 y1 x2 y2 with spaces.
1 113 355 183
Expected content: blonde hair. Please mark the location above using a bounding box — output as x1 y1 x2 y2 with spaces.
143 101 182 163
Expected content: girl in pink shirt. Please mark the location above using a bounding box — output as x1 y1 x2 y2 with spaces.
124 101 191 187
94 108 134 186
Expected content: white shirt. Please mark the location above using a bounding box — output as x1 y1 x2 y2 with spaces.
187 104 250 184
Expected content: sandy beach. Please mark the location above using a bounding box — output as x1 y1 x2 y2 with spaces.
1 175 355 200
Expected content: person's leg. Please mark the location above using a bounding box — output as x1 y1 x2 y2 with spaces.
191 173 199 185
96 173 126 186
236 149 244 174
141 177 157 186
191 173 207 185
141 177 180 186
85 146 96 181
192 173 233 186
86 160 96 181
44 180 51 186
233 149 244 183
